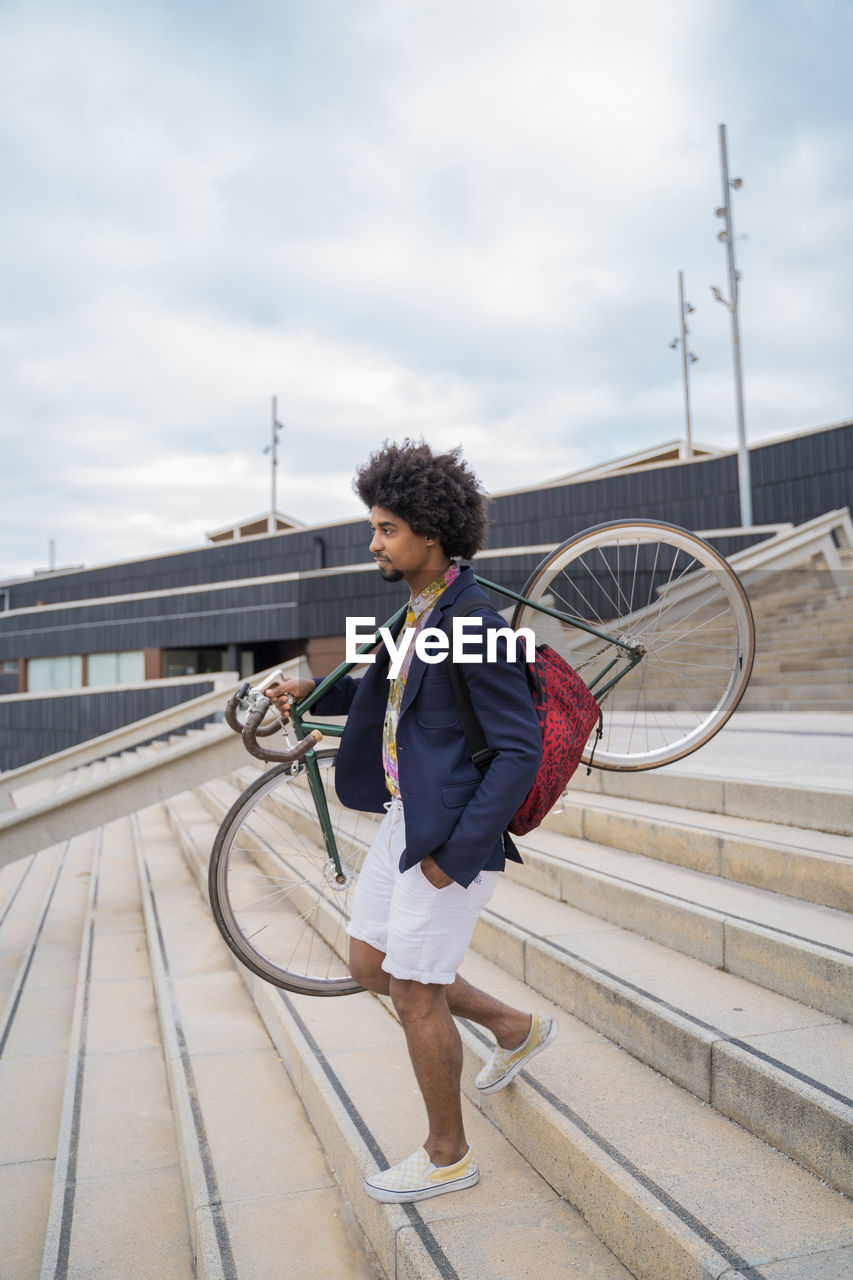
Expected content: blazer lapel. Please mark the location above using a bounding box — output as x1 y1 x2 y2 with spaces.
398 567 479 717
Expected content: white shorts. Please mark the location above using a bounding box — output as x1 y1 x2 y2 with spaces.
346 798 498 985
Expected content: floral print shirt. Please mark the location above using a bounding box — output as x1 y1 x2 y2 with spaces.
382 562 460 796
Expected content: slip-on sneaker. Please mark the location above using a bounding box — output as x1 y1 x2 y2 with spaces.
363 1145 478 1203
475 1012 558 1094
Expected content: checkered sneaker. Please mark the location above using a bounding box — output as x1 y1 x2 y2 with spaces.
475 1013 558 1094
363 1145 479 1203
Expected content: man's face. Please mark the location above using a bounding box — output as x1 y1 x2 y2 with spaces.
368 506 446 588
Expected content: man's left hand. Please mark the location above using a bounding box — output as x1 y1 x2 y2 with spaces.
419 855 454 889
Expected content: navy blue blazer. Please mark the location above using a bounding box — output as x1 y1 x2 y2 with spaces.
311 566 542 888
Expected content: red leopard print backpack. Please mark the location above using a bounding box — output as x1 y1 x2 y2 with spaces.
444 599 603 837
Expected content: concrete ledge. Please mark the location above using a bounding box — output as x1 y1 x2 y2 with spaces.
522 934 716 1100
471 898 853 1197
543 796 853 910
505 839 853 1028
711 1040 853 1198
458 1013 853 1280
0 726 248 868
724 922 853 1023
132 818 233 1280
508 849 726 968
569 769 853 838
722 779 853 838
460 1023 727 1280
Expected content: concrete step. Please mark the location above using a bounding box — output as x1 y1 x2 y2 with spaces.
752 581 851 606
455 948 853 1280
173 787 853 1280
755 624 851 644
2 723 223 813
508 825 853 1022
39 817 195 1279
184 776 853 1193
743 682 853 702
753 655 850 675
754 623 851 646
748 667 853 685
568 766 853 838
741 694 853 712
752 640 852 666
131 801 386 1280
739 692 853 713
539 789 853 910
0 847 64 1009
201 765 853 1025
750 651 852 669
0 831 97 1278
749 589 833 616
754 627 851 653
3 772 385 1277
165 788 633 1280
752 599 849 625
478 872 853 1196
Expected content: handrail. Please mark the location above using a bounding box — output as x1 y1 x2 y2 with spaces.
635 508 853 622
0 665 296 810
0 722 249 869
726 508 852 592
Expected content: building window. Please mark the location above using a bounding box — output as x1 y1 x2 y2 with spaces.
27 655 84 692
88 650 145 687
0 591 9 611
163 648 229 678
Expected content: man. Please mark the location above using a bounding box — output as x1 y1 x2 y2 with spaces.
268 439 557 1204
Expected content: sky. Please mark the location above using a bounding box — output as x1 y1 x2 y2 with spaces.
1 0 851 581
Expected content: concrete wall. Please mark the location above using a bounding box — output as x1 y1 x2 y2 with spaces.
0 679 218 771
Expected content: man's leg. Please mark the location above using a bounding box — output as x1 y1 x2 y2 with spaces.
388 978 466 1167
351 943 532 1166
350 939 531 1051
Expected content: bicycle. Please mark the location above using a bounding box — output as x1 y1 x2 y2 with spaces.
208 519 755 997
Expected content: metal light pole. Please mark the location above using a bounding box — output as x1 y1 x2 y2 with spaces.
712 123 753 527
263 396 284 528
669 271 698 457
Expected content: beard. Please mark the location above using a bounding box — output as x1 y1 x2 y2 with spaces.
376 563 404 582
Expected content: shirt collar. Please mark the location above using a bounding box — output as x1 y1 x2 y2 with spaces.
409 562 460 622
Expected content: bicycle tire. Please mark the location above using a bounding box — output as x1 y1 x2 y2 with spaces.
208 748 374 994
509 519 755 770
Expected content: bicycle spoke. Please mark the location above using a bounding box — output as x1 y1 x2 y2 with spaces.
511 521 754 769
209 751 365 993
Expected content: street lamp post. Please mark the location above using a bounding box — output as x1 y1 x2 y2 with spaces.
669 271 698 458
263 396 284 531
712 123 753 528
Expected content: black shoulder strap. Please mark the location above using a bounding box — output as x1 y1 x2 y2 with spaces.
441 597 495 776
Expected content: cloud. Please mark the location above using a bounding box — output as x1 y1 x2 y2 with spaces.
1 0 851 580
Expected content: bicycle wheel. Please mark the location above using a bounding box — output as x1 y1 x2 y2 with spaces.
208 748 378 994
509 520 755 770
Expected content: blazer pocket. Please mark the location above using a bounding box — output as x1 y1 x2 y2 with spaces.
441 780 480 809
415 672 458 728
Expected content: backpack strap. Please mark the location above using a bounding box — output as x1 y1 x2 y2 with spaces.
441 596 522 862
441 596 496 776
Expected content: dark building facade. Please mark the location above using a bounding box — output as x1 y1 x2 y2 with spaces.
1 421 850 769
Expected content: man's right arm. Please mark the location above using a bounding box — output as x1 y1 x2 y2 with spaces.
267 674 360 720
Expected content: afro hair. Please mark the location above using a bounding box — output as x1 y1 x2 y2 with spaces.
354 439 489 561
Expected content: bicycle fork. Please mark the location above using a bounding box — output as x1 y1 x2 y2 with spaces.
291 710 348 884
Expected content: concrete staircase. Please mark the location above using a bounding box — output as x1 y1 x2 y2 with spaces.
738 549 853 712
0 754 384 1280
2 736 852 1278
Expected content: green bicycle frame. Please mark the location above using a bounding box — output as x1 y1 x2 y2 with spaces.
279 580 642 882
